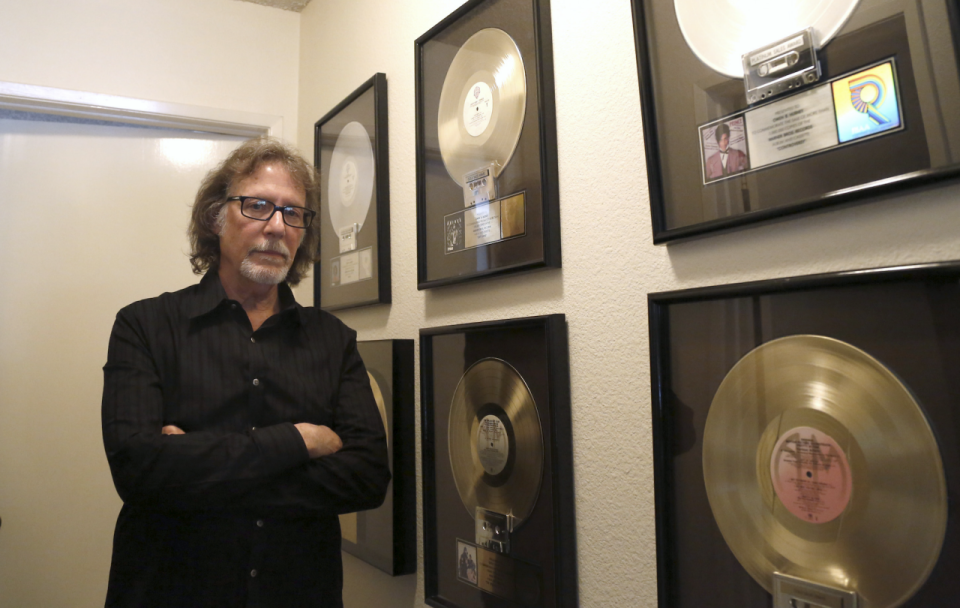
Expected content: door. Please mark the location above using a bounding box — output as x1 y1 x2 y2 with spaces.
0 110 244 606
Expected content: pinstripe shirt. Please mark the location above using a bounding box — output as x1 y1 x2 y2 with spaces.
101 272 390 607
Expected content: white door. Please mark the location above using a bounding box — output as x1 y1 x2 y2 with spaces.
0 112 244 607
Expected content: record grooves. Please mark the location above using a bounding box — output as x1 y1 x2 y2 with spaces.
448 357 544 525
702 335 947 608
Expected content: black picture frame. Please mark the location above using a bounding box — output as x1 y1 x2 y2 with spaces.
648 261 960 608
420 315 576 608
343 339 416 576
415 0 561 289
631 1 960 243
313 73 390 310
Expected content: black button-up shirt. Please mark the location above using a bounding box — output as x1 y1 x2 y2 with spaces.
101 272 390 607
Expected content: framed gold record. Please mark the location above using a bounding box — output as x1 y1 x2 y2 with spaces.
341 340 416 576
314 73 390 310
416 0 560 289
421 315 576 608
649 262 960 608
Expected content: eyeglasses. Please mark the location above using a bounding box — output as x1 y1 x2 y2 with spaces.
226 196 316 228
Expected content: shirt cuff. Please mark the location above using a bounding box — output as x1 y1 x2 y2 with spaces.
252 422 310 473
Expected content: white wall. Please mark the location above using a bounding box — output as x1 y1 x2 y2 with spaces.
0 0 300 139
298 0 960 606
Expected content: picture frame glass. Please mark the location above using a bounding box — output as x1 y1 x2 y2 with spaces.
649 266 960 607
635 0 960 241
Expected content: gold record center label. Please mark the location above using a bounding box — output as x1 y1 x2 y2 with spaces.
770 426 851 524
477 415 509 475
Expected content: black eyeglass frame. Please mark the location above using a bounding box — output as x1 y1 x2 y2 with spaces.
225 196 317 229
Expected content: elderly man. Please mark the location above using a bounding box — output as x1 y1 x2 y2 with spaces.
101 137 390 608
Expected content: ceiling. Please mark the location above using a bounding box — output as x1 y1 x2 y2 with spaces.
234 0 313 12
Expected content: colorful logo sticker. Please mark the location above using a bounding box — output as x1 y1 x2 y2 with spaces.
832 61 900 143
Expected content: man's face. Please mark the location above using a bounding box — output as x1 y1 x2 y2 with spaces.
718 132 730 152
219 163 306 286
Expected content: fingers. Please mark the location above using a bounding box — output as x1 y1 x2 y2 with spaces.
294 423 342 458
162 425 185 435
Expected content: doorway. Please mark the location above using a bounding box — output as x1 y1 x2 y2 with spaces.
0 110 245 606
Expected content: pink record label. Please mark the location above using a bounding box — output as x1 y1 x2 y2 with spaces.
770 426 852 523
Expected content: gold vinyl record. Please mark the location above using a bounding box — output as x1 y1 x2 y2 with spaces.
703 335 947 608
437 28 526 185
448 358 543 524
367 371 388 449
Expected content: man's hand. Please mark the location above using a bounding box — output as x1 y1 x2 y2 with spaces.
294 423 342 459
162 425 185 435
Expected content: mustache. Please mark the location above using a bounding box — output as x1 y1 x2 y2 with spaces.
248 241 291 261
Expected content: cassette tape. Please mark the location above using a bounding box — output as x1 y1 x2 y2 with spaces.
743 28 821 104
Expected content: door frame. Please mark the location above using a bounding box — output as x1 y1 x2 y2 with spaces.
0 80 282 139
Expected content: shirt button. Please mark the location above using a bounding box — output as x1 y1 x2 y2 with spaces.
231 303 238 309
252 378 260 386
257 519 264 528
250 569 258 578
251 426 256 431
250 336 256 343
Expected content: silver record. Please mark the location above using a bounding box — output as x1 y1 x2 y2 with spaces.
327 121 375 234
674 0 861 78
437 28 526 185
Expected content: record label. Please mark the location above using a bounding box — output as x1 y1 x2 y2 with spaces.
464 82 494 137
340 158 358 204
770 426 851 524
477 415 509 475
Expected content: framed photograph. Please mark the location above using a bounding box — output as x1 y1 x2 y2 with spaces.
420 315 576 608
415 0 561 289
648 262 960 607
342 339 416 576
631 1 960 243
313 73 390 310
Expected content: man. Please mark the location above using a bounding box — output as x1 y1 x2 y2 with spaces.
101 137 390 607
705 122 748 179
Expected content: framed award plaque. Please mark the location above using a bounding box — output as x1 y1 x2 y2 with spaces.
313 73 390 310
344 339 416 576
648 262 960 608
415 0 561 289
631 1 960 243
420 315 576 608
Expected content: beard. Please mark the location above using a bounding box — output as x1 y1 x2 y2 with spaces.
239 241 292 285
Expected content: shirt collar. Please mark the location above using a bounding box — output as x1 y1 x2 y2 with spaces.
185 271 306 325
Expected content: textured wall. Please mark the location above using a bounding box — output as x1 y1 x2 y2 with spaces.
297 1 960 606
